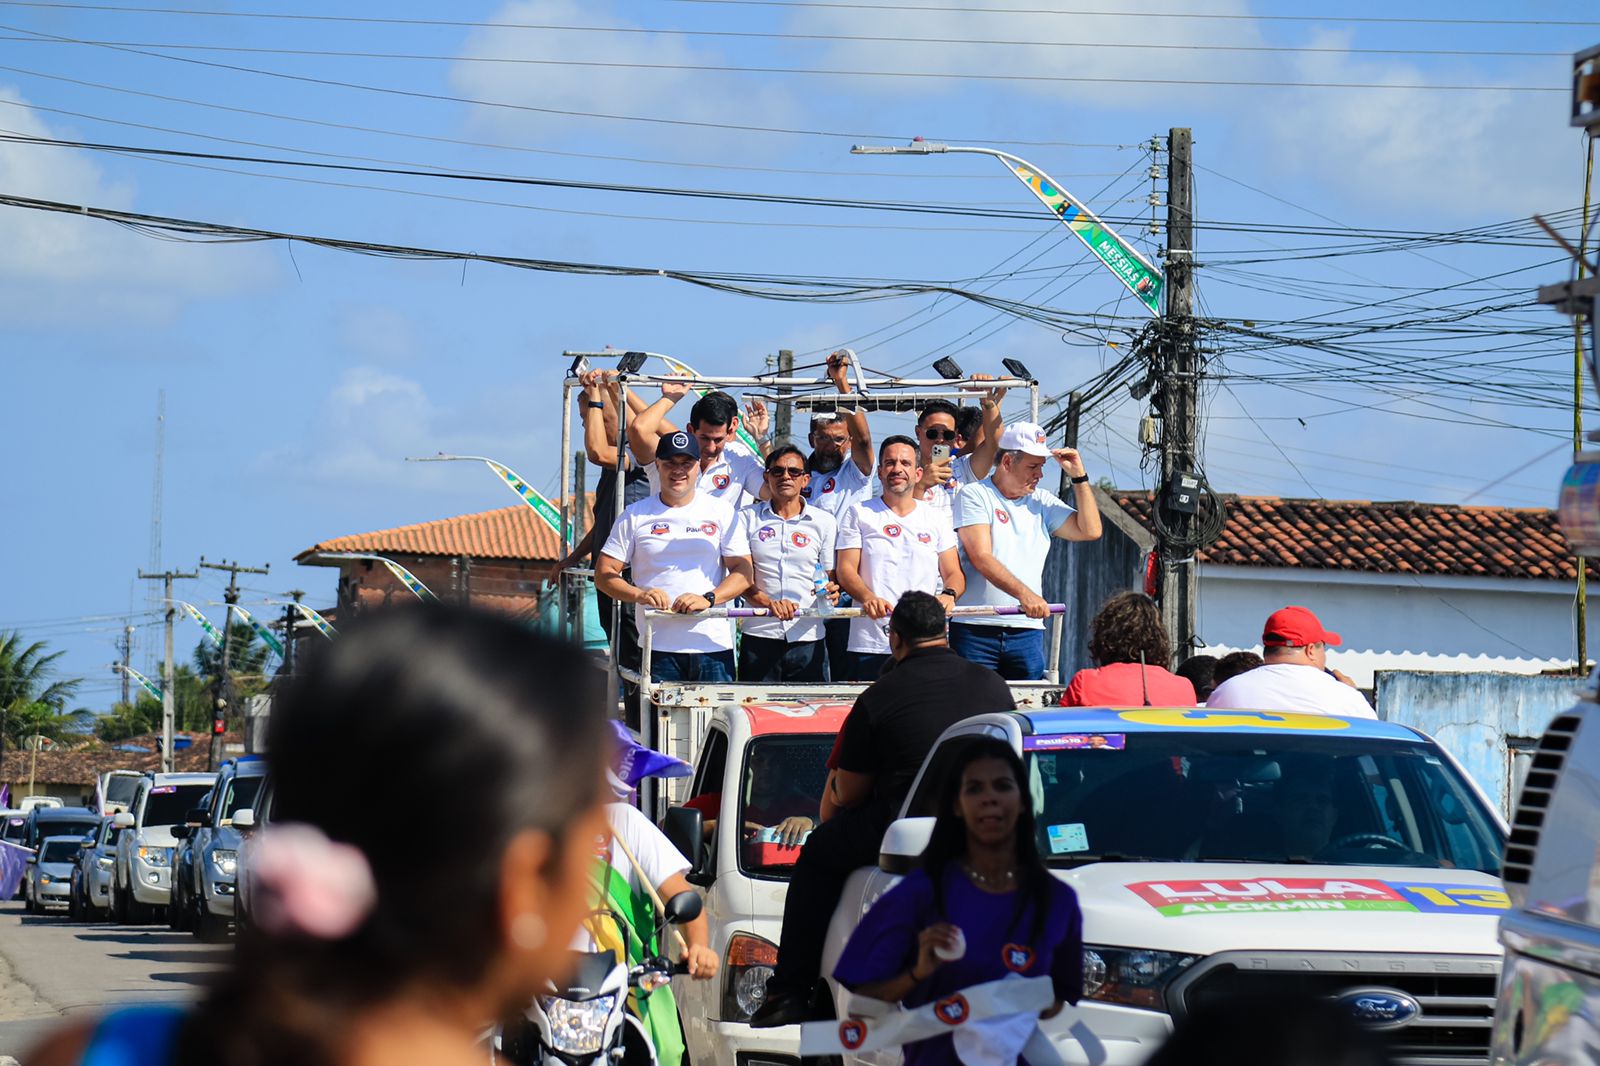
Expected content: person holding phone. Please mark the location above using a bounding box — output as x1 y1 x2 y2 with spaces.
914 383 1006 522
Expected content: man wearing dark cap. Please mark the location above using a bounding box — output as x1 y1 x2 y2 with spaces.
1205 606 1375 718
596 429 755 683
750 591 1014 1026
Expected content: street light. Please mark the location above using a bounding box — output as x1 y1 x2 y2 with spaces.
850 139 1164 315
408 453 563 535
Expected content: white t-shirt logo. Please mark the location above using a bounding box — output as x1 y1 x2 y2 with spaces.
823 476 836 494
883 523 903 538
792 531 811 547
712 473 731 490
995 508 1011 525
699 521 719 536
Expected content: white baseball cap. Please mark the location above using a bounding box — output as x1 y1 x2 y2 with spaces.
997 421 1051 458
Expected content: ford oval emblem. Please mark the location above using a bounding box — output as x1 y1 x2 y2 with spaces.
1336 987 1422 1030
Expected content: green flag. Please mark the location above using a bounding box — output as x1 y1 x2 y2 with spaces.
233 606 285 658
591 862 687 1066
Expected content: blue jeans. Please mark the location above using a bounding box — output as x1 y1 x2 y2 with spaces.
849 652 892 682
739 636 826 683
651 650 735 683
949 623 1046 681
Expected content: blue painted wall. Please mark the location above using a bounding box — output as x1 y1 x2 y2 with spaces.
1375 671 1586 817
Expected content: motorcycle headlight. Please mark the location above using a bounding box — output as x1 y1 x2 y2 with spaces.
210 849 237 876
1081 946 1199 1011
540 994 616 1055
722 933 778 1022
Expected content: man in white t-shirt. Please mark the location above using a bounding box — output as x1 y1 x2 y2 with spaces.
953 422 1103 679
1205 606 1376 718
913 383 1004 522
597 430 755 683
740 445 839 683
630 378 766 507
835 435 963 681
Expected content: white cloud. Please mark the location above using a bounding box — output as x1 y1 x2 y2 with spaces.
449 0 802 151
0 88 272 324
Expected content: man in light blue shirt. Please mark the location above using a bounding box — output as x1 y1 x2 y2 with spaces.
952 422 1103 679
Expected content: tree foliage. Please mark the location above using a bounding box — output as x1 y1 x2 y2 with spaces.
0 631 88 748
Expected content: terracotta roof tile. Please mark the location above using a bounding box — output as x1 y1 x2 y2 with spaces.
1114 493 1592 582
296 502 597 565
2 732 246 789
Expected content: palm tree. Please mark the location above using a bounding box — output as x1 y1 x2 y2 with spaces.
0 632 87 752
191 622 271 684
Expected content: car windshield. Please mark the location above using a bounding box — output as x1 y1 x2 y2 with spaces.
41 840 82 863
738 735 831 877
142 785 213 827
220 776 263 823
1025 731 1504 873
105 776 139 804
38 820 99 842
2 817 25 844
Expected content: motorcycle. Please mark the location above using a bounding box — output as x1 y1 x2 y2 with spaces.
493 889 702 1066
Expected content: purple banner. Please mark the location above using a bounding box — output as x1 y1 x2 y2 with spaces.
0 841 31 900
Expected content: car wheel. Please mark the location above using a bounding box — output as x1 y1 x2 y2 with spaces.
195 904 230 943
168 881 185 930
112 880 129 924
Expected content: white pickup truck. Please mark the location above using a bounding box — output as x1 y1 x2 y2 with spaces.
815 707 1511 1066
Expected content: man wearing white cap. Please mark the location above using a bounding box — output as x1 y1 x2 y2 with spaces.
952 422 1102 679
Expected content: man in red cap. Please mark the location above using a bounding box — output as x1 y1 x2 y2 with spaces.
1204 606 1375 717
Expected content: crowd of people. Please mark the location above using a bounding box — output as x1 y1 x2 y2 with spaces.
571 351 1102 689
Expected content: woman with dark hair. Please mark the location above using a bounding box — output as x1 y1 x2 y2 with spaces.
831 737 1082 1065
28 604 613 1066
1061 591 1197 707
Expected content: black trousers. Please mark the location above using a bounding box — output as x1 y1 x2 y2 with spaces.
596 570 644 730
767 802 890 998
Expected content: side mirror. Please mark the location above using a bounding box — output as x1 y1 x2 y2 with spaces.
79 840 94 850
879 817 936 875
663 889 703 926
232 808 256 830
25 854 36 865
112 812 135 829
171 824 191 840
185 808 212 828
661 806 708 883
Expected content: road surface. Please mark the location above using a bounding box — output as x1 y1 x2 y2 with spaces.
0 899 228 1058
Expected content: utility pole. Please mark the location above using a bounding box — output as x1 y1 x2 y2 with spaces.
774 349 796 448
282 590 305 679
138 566 198 773
199 558 269 770
117 625 134 707
1158 128 1200 666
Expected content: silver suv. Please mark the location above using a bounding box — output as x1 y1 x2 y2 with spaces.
181 757 265 940
111 772 216 924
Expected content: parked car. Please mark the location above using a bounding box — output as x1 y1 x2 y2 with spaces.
25 834 86 913
179 756 265 941
232 776 273 933
23 806 100 851
657 699 850 1066
110 772 216 924
18 796 63 813
1 809 28 847
808 707 1510 1066
1490 703 1600 1063
69 816 119 921
96 769 144 816
168 793 211 932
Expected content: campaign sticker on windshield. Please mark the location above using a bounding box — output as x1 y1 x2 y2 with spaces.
1024 733 1126 751
1047 823 1089 854
149 786 177 795
1128 879 1510 918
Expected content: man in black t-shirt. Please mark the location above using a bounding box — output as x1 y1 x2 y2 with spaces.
751 592 1014 1027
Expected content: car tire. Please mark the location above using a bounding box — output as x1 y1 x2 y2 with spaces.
111 880 129 924
195 904 229 943
168 881 185 930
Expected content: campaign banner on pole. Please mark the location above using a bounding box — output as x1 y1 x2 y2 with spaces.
484 459 563 534
1004 162 1163 315
233 606 285 658
178 601 225 647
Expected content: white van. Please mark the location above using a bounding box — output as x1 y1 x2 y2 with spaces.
1489 703 1600 1064
820 707 1510 1066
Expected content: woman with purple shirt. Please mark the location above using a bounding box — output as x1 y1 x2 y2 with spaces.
832 737 1082 1065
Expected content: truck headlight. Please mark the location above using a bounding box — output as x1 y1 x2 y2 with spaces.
97 856 114 868
722 933 778 1021
210 850 237 877
138 846 172 866
540 994 615 1055
1081 946 1199 1011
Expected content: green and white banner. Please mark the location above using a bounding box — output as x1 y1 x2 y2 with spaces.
657 355 765 457
1004 162 1163 315
484 459 563 534
378 558 439 602
177 601 225 647
119 665 164 701
291 602 337 639
232 606 285 658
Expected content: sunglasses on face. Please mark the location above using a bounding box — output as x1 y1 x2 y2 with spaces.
767 466 807 479
922 428 959 442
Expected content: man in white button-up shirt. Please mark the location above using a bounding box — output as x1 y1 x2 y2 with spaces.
738 445 838 682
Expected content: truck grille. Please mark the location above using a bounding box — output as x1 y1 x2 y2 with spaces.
1501 712 1583 891
1173 952 1499 1066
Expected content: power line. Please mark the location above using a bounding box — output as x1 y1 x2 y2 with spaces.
664 0 1600 28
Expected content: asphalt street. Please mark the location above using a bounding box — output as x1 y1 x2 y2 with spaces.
0 899 229 1058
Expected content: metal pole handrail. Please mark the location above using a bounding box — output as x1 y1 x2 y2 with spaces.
573 373 1035 390
641 603 1067 620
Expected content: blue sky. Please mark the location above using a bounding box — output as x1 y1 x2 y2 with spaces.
4 0 1596 704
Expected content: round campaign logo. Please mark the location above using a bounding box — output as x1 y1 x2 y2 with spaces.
838 1021 868 1050
712 473 731 490
669 431 691 449
1002 944 1035 973
758 525 777 542
995 508 1011 524
934 994 971 1027
649 522 671 535
916 531 932 544
700 521 720 536
883 523 903 538
822 476 837 494
791 532 811 548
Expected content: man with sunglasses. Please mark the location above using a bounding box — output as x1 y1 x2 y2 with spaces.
914 383 1005 523
737 445 839 682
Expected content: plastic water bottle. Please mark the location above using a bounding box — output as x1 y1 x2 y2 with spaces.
813 562 832 617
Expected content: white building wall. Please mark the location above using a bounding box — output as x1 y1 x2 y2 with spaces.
1195 565 1593 687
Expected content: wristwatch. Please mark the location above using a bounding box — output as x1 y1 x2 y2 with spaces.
703 590 717 606
1071 474 1090 484
940 587 958 598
